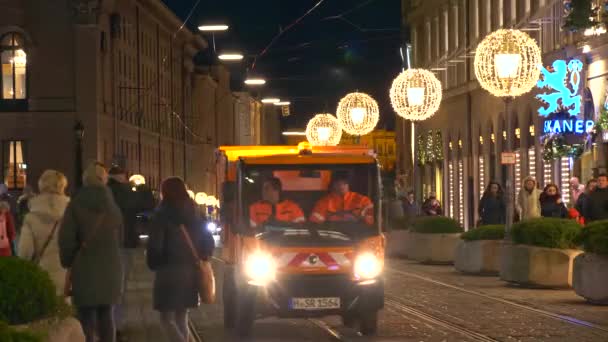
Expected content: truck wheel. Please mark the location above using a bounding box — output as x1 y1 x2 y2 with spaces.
236 286 256 337
359 310 378 336
222 268 236 329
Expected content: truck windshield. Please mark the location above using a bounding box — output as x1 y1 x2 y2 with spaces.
241 163 380 236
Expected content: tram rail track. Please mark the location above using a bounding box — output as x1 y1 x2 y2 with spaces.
308 318 351 341
385 296 499 342
386 267 608 335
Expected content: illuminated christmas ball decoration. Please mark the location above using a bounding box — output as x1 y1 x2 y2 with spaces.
129 174 146 186
336 92 379 136
305 113 342 146
195 192 208 205
389 69 442 121
474 29 542 97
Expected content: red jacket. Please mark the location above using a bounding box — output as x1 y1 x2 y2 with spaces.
0 212 16 257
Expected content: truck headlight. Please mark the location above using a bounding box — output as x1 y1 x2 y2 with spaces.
244 252 276 286
354 253 382 280
207 222 217 233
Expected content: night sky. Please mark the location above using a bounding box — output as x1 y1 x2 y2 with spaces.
163 0 403 131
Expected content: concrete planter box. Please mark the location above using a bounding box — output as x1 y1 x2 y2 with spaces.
11 317 84 342
454 240 502 275
573 253 608 305
500 244 583 288
406 232 461 264
386 230 410 258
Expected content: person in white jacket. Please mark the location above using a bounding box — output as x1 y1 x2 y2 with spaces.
516 176 542 221
19 170 70 295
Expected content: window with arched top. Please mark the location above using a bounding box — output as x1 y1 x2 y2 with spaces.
1 32 27 102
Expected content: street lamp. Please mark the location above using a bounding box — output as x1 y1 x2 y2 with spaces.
198 23 229 53
244 77 266 85
336 92 379 137
261 97 280 104
195 192 208 206
218 52 244 61
274 101 291 106
306 113 342 146
74 120 84 189
129 174 146 186
474 29 541 237
389 68 443 121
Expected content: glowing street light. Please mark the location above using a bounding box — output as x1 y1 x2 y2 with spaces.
129 174 146 186
336 92 379 136
195 192 208 205
261 98 280 104
244 77 266 85
187 190 195 199
218 53 244 61
198 24 229 32
306 113 342 146
274 101 291 106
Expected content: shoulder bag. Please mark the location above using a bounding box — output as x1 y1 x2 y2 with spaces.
33 219 60 265
63 213 105 297
179 224 216 304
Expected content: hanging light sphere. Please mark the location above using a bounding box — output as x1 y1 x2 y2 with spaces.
305 113 342 146
195 192 208 205
389 69 443 121
336 92 379 136
474 29 542 97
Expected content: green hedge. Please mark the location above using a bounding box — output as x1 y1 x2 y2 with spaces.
0 322 42 342
411 216 464 234
461 225 505 241
577 220 608 255
0 258 58 325
511 218 580 249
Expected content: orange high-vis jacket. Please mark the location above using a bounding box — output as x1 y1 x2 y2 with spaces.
310 192 374 225
249 200 306 228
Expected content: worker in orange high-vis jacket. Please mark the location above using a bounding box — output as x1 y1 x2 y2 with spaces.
249 177 306 229
310 174 374 225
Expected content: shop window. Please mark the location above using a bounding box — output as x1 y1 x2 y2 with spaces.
528 147 536 181
448 161 455 219
478 155 485 199
515 150 522 200
1 33 27 111
458 159 464 226
2 140 27 190
543 160 552 187
560 157 571 205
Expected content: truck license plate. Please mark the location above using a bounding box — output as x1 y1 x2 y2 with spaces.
290 297 340 310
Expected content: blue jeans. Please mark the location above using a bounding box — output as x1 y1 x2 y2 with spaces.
77 305 115 342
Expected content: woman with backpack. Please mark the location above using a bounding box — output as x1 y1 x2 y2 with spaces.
146 177 214 342
18 170 70 294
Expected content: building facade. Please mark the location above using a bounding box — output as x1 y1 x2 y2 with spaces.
402 0 608 228
0 0 266 198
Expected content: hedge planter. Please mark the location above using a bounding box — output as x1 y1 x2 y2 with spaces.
500 243 583 288
407 232 461 264
454 240 502 275
573 253 608 304
10 317 85 342
386 230 410 258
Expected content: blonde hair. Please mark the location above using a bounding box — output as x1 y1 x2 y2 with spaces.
38 170 68 194
82 162 108 187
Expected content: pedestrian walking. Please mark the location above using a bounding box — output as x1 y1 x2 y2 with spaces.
18 170 70 294
59 162 124 342
422 192 442 216
0 201 16 257
584 173 608 222
107 166 138 341
146 177 214 342
516 176 542 221
479 182 506 225
569 177 585 207
540 184 568 218
575 178 597 224
402 191 420 219
16 185 35 234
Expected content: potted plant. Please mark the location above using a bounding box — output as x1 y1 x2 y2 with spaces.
455 225 505 275
0 257 84 342
500 218 583 288
573 220 608 304
386 216 411 258
406 216 463 264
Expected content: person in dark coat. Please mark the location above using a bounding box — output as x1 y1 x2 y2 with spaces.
59 162 124 342
146 177 214 342
422 192 442 216
106 166 138 341
539 183 568 218
575 178 597 223
479 182 506 225
585 173 608 222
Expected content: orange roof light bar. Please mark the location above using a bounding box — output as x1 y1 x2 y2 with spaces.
218 145 374 162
